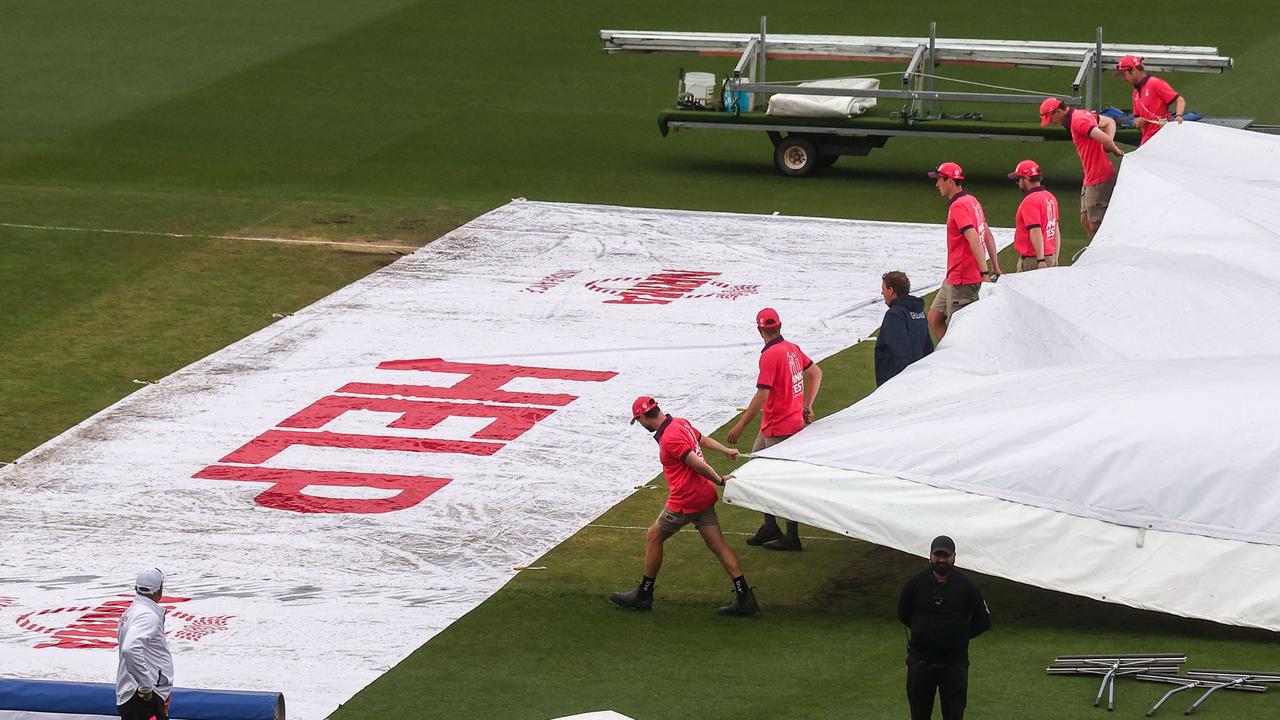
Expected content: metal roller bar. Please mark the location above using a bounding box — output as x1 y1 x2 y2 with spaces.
600 30 1233 72
664 120 1060 143
1055 653 1187 661
1137 674 1268 690
733 81 1070 105
1186 669 1280 682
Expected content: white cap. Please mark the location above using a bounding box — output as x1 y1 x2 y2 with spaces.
135 567 165 594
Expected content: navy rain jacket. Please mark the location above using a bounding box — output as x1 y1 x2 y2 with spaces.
874 295 933 386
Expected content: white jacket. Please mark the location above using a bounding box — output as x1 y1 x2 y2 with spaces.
116 595 174 704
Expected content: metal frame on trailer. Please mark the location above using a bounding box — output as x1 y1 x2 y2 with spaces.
602 19 1236 176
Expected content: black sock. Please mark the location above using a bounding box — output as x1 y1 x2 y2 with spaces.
785 521 799 540
762 513 778 529
639 576 655 597
733 575 749 596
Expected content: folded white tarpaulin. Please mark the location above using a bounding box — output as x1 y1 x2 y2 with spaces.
0 201 1002 719
766 78 879 118
728 122 1280 630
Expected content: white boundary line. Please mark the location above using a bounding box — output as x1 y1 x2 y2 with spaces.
0 221 419 253
587 523 850 542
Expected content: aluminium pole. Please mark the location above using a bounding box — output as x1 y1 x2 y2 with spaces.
759 16 767 89
1095 27 1104 112
928 21 937 116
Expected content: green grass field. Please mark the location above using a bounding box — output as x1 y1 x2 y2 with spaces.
3 1 1279 718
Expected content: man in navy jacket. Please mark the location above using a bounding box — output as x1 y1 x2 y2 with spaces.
875 271 934 386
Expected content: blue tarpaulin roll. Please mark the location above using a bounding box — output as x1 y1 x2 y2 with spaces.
0 679 284 720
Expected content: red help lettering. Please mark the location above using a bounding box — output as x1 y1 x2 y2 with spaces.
195 359 616 514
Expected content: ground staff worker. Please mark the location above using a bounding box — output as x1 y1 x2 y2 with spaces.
875 271 932 386
727 307 822 552
898 536 991 720
611 396 760 616
926 162 1000 342
117 568 173 720
1008 159 1060 271
1039 98 1124 239
1116 55 1186 146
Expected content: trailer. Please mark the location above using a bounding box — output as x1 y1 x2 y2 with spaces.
603 19 1244 176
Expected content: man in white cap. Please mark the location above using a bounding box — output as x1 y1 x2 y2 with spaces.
116 568 173 720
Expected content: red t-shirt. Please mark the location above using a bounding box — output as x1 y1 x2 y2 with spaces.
655 416 717 514
1132 75 1179 145
1013 187 1059 258
757 337 813 437
945 192 988 285
1065 109 1117 186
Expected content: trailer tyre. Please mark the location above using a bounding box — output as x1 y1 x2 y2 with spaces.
774 137 819 176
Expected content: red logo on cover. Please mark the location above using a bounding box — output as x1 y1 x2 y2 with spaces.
194 358 618 515
16 595 233 650
585 269 759 305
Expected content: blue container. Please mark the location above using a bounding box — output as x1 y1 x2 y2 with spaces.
723 79 750 112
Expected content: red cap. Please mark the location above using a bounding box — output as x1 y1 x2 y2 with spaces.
630 395 658 424
1039 97 1063 126
1007 159 1041 179
1114 54 1143 74
927 162 964 181
756 307 781 328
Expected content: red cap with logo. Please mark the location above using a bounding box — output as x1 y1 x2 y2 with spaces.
927 162 964 181
756 307 781 329
1007 159 1041 179
630 395 658 424
1039 97 1064 126
1114 54 1143 74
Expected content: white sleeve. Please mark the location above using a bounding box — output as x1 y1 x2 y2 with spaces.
120 612 158 693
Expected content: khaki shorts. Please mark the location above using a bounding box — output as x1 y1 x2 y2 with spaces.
751 433 793 452
1080 178 1116 224
656 505 719 535
1016 255 1058 272
929 282 981 320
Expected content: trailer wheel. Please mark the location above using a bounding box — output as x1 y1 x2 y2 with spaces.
774 136 818 176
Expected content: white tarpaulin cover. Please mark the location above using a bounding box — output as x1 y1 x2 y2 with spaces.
729 122 1280 630
0 201 995 719
766 77 879 118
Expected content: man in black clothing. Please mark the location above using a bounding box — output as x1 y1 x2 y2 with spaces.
897 535 991 720
875 271 934 387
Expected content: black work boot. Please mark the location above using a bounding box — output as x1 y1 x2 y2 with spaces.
718 587 761 616
763 522 803 551
745 523 783 546
610 587 653 611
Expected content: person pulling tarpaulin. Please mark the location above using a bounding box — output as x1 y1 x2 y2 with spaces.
1039 98 1124 240
116 567 174 720
1115 54 1187 146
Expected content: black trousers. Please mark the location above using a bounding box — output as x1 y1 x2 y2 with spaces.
906 656 968 720
117 691 168 720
